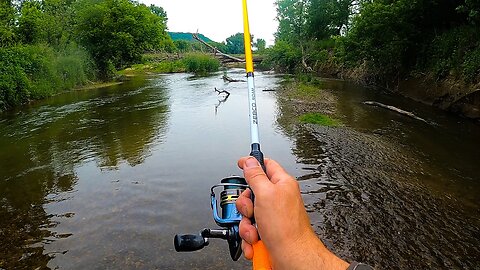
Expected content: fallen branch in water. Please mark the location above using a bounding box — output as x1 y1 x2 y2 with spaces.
222 75 245 83
363 101 429 123
214 88 230 115
215 87 230 97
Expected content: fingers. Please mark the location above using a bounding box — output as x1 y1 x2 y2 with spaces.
264 158 290 184
237 157 272 192
236 189 254 218
242 241 253 260
239 217 259 245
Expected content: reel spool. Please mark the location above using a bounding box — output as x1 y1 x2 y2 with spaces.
174 176 248 260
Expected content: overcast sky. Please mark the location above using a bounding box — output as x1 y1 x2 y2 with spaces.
140 0 278 45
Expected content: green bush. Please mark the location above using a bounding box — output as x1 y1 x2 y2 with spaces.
264 41 302 73
462 46 480 83
416 26 480 83
183 53 220 74
0 44 94 110
154 61 185 73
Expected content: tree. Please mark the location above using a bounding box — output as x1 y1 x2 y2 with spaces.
307 0 353 39
275 0 309 44
254 38 266 51
0 1 16 47
17 0 46 44
225 33 245 54
75 0 173 77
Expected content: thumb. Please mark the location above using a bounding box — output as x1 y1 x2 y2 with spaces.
240 157 272 193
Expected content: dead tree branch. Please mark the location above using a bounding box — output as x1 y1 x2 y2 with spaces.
363 101 429 123
192 33 245 63
214 87 230 115
215 87 231 97
223 75 245 82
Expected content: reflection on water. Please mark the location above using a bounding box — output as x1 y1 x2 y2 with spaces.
0 71 295 269
0 77 170 268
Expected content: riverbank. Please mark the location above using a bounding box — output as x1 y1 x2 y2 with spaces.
274 76 480 269
308 66 480 122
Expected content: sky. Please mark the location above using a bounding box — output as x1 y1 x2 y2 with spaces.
140 0 278 45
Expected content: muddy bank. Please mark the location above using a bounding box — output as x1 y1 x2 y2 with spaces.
275 78 480 269
397 77 480 121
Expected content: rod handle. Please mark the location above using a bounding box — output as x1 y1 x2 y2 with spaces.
250 143 266 173
253 240 272 270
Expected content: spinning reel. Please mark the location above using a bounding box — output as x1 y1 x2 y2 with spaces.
174 176 248 260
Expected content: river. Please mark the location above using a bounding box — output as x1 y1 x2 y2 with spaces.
0 70 478 269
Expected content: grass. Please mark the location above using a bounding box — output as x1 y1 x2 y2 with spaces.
183 53 220 74
299 113 341 127
286 81 324 101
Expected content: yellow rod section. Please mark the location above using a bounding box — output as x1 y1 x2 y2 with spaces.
242 0 254 73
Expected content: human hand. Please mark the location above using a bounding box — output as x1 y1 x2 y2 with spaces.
235 156 349 270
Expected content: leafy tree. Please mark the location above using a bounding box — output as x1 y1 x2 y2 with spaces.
0 1 16 47
225 33 246 54
275 0 309 44
17 0 47 44
74 0 173 77
307 0 352 39
254 38 266 51
174 40 191 52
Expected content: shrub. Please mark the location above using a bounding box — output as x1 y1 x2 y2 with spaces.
183 53 220 74
264 41 302 73
0 44 94 110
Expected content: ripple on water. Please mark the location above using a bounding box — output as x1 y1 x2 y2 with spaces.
298 125 479 269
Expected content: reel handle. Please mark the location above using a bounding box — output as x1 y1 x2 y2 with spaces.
174 234 208 252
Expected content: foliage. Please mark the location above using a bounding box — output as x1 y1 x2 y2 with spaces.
183 53 220 74
307 0 352 39
254 38 266 52
0 44 95 110
269 0 480 85
74 0 173 78
120 60 185 75
299 113 341 127
1 0 175 110
264 41 301 73
0 1 16 47
225 33 246 54
275 0 309 44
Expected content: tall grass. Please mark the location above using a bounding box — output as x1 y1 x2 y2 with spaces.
0 44 95 110
183 53 220 74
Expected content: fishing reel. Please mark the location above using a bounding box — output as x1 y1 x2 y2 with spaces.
174 176 248 260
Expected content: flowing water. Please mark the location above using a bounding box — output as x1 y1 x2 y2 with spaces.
0 70 478 269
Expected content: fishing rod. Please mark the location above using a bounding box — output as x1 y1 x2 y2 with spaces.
174 1 271 269
241 0 272 268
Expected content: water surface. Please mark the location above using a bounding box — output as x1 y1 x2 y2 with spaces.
0 71 478 269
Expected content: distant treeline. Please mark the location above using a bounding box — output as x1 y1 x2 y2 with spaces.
0 0 174 110
264 0 480 87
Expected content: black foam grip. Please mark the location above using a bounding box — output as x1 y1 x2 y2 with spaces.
174 234 206 252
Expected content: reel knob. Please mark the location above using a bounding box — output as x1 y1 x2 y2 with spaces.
174 234 208 252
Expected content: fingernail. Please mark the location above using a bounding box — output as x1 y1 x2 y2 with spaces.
245 157 259 168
